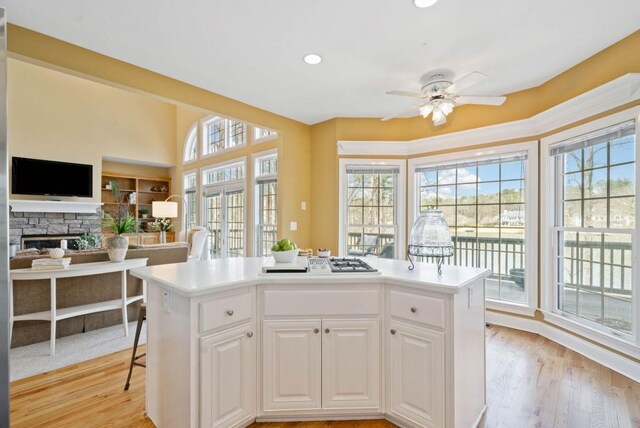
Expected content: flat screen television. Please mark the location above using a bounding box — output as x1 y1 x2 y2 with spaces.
11 157 93 198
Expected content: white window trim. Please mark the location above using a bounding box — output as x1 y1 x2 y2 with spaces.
338 158 406 260
408 141 539 316
252 149 278 257
201 115 247 159
541 105 640 353
182 169 198 235
252 126 279 145
201 156 247 186
183 123 199 164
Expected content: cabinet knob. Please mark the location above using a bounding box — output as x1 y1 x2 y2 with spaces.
324 328 330 334
226 309 234 316
390 329 397 335
411 307 417 313
314 328 320 334
247 331 253 338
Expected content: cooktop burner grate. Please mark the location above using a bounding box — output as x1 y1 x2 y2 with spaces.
329 257 378 273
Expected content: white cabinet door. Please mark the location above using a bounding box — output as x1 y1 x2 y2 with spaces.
200 323 256 428
263 319 322 412
388 320 445 428
321 319 381 410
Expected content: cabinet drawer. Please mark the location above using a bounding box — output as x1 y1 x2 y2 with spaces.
263 288 380 317
388 290 445 329
200 289 254 333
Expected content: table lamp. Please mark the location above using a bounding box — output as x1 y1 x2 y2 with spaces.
152 195 181 243
407 209 454 275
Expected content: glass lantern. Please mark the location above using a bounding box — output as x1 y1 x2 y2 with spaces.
408 209 454 274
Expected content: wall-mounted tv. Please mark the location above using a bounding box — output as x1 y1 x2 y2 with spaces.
12 157 93 198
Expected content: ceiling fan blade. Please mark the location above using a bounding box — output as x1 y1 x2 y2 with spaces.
381 103 426 121
455 95 506 106
386 90 427 98
445 72 487 95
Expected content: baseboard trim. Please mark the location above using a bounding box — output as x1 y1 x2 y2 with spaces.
256 414 384 423
486 311 640 383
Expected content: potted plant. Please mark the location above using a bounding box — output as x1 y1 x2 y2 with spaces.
152 218 174 244
139 208 149 219
102 180 136 261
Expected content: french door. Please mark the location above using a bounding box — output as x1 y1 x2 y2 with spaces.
203 183 245 259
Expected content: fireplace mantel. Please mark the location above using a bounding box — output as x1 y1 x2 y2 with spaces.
9 200 102 214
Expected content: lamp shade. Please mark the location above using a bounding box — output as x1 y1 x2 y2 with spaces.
152 201 178 218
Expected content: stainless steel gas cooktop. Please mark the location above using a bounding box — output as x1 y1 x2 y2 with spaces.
328 257 378 273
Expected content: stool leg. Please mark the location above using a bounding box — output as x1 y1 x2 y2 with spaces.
124 308 145 391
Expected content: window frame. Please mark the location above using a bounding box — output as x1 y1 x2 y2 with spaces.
408 141 539 316
183 123 198 164
541 106 640 355
182 170 198 233
201 115 247 158
338 158 406 260
253 149 278 257
201 156 248 258
252 126 279 145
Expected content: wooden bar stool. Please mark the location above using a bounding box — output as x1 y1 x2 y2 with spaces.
124 303 146 391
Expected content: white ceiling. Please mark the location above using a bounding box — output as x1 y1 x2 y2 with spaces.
3 0 640 124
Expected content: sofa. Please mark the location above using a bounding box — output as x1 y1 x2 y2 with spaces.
9 243 189 348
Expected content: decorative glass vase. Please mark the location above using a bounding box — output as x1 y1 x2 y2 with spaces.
159 230 167 244
408 209 454 273
106 235 129 262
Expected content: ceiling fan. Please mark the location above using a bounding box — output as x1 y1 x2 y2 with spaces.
382 71 506 126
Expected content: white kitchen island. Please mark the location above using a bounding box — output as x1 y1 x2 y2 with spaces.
130 257 490 428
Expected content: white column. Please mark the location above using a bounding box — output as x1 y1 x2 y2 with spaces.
9 280 13 346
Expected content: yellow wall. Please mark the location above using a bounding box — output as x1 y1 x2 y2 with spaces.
7 24 311 248
8 58 177 202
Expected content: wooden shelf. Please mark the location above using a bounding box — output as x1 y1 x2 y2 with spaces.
102 188 136 192
138 191 169 194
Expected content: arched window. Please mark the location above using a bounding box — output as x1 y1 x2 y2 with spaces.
183 123 198 162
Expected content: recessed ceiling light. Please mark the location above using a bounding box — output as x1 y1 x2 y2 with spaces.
303 54 322 65
414 0 438 8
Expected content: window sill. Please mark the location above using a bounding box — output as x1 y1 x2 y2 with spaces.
486 299 536 317
542 310 640 360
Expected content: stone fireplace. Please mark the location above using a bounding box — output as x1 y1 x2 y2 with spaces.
9 203 102 249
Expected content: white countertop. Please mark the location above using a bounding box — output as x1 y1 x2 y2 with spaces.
130 257 490 297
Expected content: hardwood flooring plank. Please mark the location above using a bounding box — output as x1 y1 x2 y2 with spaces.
9 326 640 427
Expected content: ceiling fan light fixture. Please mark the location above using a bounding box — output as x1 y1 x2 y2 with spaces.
303 53 322 65
413 0 438 8
432 106 445 124
419 104 433 118
440 100 454 116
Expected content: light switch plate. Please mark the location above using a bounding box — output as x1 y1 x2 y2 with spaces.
301 202 307 210
290 221 298 231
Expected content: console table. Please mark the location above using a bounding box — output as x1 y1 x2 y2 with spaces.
9 258 149 355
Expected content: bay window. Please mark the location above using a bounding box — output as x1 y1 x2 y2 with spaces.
409 142 538 311
254 151 278 256
546 118 637 339
339 159 406 259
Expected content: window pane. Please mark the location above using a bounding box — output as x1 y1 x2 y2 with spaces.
609 163 635 197
457 183 476 204
583 199 607 228
563 172 582 200
478 163 499 181
501 161 525 180
457 166 477 183
456 205 476 227
478 205 500 227
438 186 456 204
584 143 607 170
610 136 635 165
420 186 437 209
584 167 607 199
563 200 582 227
438 168 456 184
501 180 524 203
420 171 437 186
564 149 582 173
609 197 635 228
478 182 499 204
346 170 397 258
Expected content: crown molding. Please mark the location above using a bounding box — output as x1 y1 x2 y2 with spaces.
338 73 640 156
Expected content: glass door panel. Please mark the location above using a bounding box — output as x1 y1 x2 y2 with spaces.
205 193 223 259
226 190 244 257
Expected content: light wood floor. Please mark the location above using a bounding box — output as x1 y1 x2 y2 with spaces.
10 326 640 427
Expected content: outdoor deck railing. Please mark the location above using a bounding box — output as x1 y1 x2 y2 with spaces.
347 232 632 295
